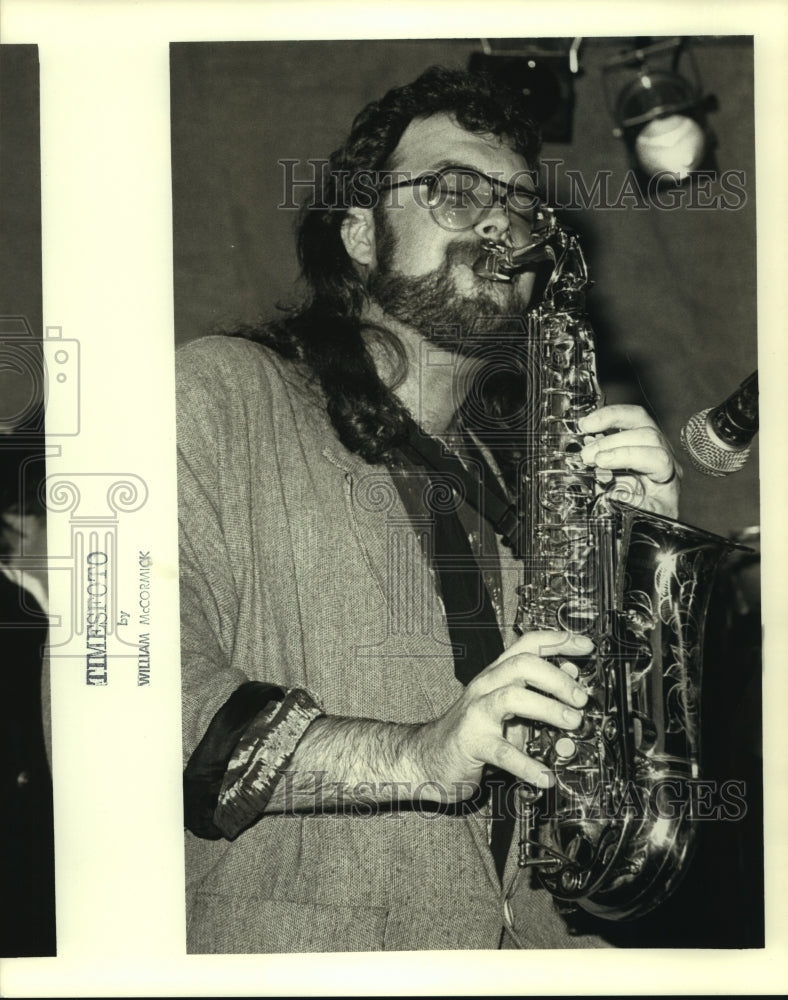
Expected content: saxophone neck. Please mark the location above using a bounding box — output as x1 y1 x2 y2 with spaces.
472 209 590 307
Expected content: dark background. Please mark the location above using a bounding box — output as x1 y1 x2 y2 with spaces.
170 37 759 543
0 45 42 341
0 43 44 424
0 44 56 958
170 38 763 950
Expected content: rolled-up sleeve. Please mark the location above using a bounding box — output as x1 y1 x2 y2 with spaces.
177 339 321 840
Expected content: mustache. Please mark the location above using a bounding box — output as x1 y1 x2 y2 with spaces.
444 238 487 270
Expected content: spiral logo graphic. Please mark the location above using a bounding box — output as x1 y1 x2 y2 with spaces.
106 476 149 514
43 476 81 513
422 475 464 515
461 342 540 436
603 474 644 509
355 473 399 513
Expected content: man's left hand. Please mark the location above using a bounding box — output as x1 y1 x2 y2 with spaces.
578 404 681 519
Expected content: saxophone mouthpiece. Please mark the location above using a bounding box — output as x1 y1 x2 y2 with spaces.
473 209 560 284
472 242 515 282
472 238 557 283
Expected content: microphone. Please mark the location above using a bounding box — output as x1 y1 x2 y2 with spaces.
680 371 758 477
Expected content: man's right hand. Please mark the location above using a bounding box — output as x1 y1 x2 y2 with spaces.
406 630 592 801
259 630 593 814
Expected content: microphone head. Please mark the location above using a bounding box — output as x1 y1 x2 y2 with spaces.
680 407 751 477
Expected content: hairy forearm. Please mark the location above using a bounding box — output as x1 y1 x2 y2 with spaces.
263 715 468 814
232 631 591 821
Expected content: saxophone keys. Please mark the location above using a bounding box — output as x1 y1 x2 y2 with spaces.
554 736 578 762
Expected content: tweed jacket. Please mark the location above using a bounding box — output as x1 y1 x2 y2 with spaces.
177 335 605 953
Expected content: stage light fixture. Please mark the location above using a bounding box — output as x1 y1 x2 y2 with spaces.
603 38 717 185
469 39 582 143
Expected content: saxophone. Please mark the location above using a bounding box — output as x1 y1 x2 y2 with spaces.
473 213 736 921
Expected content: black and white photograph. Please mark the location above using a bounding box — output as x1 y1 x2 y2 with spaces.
173 37 762 953
2 1 787 996
0 43 57 960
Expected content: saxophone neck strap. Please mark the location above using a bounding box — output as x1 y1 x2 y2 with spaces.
399 418 522 555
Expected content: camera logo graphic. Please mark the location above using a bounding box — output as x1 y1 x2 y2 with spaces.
0 317 80 435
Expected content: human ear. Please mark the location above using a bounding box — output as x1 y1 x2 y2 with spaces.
340 206 376 266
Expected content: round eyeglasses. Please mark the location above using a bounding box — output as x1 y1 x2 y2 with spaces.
379 167 546 249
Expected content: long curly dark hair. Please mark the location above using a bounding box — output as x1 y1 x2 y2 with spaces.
234 65 540 465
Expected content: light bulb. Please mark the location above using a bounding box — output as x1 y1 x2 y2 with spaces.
634 114 706 181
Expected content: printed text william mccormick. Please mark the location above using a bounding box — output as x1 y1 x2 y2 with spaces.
137 550 151 685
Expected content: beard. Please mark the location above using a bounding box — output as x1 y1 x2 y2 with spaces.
367 224 534 353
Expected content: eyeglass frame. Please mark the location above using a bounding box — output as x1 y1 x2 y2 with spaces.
376 165 546 242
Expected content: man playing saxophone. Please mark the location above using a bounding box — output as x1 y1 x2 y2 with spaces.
177 65 681 953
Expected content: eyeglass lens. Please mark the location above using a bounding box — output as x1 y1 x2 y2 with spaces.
429 170 540 247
